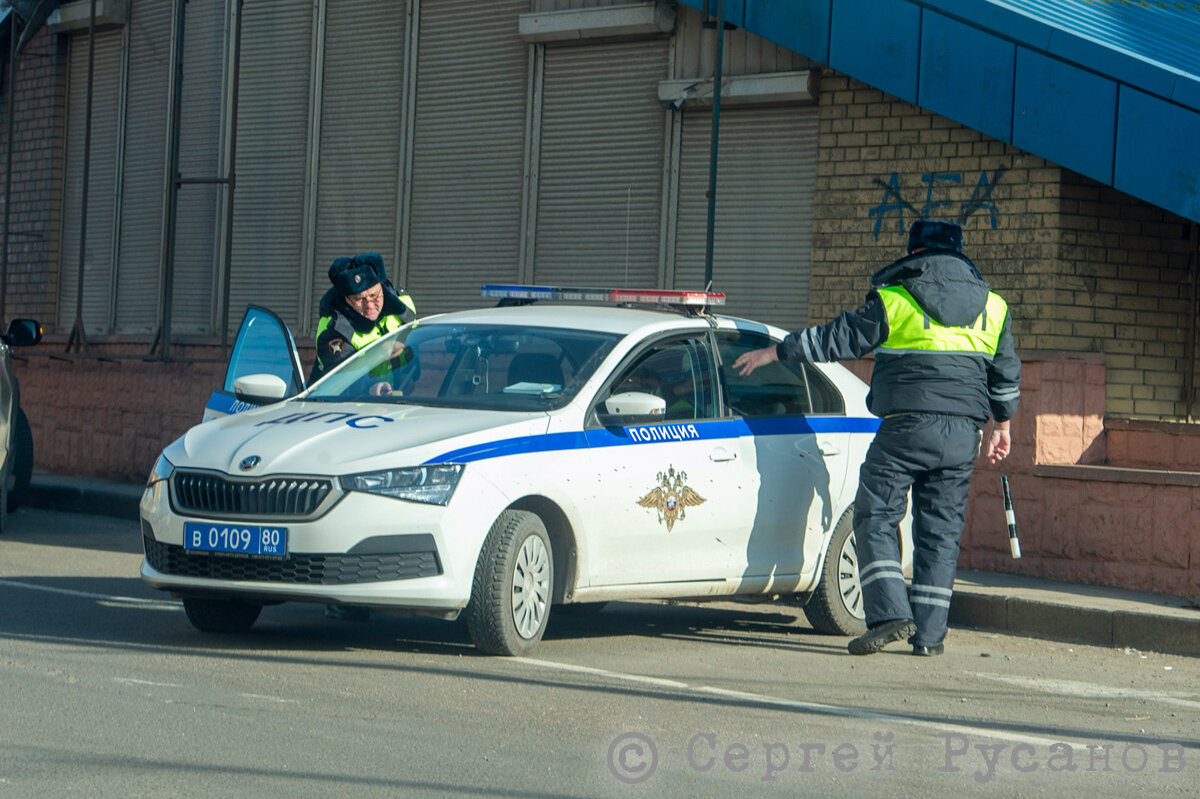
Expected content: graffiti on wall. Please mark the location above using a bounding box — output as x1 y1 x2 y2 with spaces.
868 166 1007 239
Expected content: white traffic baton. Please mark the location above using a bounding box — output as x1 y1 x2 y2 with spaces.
1001 462 1021 559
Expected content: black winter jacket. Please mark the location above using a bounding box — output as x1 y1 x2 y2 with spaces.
776 250 1021 423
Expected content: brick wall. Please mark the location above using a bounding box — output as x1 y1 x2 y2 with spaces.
13 340 318 482
1057 173 1195 418
961 356 1199 599
811 70 1199 422
810 71 1061 328
0 28 65 326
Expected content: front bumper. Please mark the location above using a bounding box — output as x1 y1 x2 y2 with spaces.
138 468 508 611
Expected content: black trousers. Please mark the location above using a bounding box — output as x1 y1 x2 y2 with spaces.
852 413 982 647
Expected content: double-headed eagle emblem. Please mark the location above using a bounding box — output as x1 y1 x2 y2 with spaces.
636 466 706 532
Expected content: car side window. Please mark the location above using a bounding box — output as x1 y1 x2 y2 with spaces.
603 336 718 421
803 362 845 414
715 330 813 417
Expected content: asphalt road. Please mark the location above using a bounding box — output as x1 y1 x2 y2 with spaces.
1 507 1197 798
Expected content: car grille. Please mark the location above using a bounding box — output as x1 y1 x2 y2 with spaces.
143 536 442 585
172 471 334 519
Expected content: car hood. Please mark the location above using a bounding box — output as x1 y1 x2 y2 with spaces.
166 401 552 475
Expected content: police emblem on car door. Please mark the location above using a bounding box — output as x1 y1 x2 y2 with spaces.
636 466 706 532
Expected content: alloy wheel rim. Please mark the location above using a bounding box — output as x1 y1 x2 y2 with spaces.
838 532 866 619
511 535 551 638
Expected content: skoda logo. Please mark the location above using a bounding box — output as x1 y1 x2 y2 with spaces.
239 455 261 471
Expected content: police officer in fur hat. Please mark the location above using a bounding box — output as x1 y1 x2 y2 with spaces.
310 252 416 383
733 219 1021 657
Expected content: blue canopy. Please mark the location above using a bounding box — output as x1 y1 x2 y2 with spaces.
683 0 1200 223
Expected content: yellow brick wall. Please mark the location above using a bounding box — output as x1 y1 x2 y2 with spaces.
811 71 1199 421
1057 173 1195 418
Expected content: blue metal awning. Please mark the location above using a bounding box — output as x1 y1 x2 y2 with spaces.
683 0 1200 223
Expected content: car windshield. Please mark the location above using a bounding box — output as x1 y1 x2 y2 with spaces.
305 321 621 411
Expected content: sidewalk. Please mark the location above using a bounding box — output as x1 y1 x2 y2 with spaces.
25 472 1200 658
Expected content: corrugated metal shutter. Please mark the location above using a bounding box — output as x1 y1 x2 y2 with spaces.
673 106 818 330
114 0 172 334
227 0 314 330
172 0 228 335
532 40 668 288
309 1 406 332
405 0 529 314
59 29 123 335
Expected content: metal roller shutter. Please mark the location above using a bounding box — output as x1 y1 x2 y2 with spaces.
405 0 529 314
673 106 818 330
172 0 229 335
533 39 668 289
59 28 123 335
227 0 314 329
115 0 172 334
309 1 406 332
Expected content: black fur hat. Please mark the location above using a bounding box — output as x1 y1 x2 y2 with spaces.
907 219 963 254
329 252 387 297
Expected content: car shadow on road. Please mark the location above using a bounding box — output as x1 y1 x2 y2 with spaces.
543 599 850 655
0 573 847 659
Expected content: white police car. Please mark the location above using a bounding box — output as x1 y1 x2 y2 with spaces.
140 286 907 655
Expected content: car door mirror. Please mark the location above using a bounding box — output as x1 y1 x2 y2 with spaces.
598 391 666 425
2 319 42 347
233 373 289 405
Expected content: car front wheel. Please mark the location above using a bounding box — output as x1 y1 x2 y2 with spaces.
7 407 32 513
466 509 554 656
804 508 868 636
182 597 263 633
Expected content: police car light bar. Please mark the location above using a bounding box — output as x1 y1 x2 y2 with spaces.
482 284 725 307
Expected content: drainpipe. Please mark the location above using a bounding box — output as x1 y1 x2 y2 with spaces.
219 0 244 351
1 16 17 325
1185 221 1198 422
157 0 187 361
66 0 98 354
702 0 725 291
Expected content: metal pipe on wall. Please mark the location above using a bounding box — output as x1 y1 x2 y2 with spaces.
1 15 18 325
156 0 187 360
66 0 98 354
702 0 725 291
218 0 244 351
1185 221 1198 422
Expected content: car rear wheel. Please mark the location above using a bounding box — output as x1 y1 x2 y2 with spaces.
182 597 263 633
804 508 867 636
7 407 32 513
0 461 8 535
466 510 553 656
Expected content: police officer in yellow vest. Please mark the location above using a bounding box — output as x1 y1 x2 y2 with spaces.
733 219 1020 656
310 252 416 383
313 253 415 623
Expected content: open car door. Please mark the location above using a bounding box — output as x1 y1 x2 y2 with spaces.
202 305 306 422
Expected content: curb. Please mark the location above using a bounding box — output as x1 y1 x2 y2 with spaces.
27 475 143 522
949 590 1200 658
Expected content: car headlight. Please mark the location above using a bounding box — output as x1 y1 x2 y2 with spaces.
147 454 174 486
341 464 463 506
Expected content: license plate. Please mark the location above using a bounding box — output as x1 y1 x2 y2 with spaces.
184 522 287 557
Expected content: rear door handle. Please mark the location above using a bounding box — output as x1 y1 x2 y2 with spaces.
818 442 840 456
709 446 738 462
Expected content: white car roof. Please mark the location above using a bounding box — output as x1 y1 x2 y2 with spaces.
418 303 719 338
